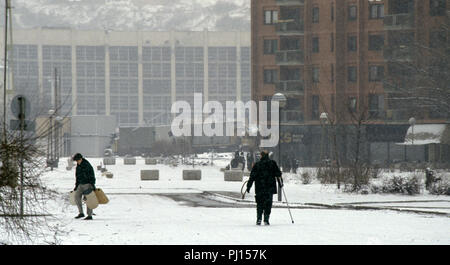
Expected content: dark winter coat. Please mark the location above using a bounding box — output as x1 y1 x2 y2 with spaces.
247 155 282 195
75 158 96 190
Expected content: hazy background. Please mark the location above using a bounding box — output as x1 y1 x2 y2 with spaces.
0 0 250 31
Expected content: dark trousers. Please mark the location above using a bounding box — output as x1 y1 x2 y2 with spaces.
255 193 273 222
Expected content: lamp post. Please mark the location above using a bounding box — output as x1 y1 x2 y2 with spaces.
55 115 63 164
409 117 416 145
320 112 329 165
272 92 286 202
48 109 54 171
408 117 416 162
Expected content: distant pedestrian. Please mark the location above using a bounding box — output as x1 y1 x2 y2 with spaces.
246 151 254 171
231 151 245 170
246 150 283 225
72 153 96 220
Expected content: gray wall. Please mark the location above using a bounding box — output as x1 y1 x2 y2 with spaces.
370 142 426 164
71 115 116 157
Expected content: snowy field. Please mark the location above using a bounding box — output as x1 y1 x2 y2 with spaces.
3 154 450 245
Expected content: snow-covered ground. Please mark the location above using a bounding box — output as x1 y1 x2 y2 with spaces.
3 154 450 245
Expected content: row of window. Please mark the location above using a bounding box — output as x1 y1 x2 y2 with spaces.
260 93 383 121
264 65 384 84
13 45 249 63
264 34 385 55
265 0 446 26
310 93 383 120
265 32 446 55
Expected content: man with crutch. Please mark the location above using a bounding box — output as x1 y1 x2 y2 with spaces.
246 150 283 225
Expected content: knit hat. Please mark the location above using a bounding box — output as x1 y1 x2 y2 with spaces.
73 153 83 161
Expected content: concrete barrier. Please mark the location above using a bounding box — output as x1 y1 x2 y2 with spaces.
182 169 202 180
224 170 244 182
124 157 136 165
145 158 157 165
67 158 74 171
103 157 116 165
67 157 75 166
141 170 159 181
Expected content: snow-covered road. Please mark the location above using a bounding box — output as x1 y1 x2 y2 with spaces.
52 193 449 245
26 156 448 245
0 158 450 245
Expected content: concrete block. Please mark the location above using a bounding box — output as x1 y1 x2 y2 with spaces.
67 157 75 167
224 171 244 182
141 170 159 180
124 157 136 165
145 158 157 165
103 157 116 165
182 169 201 180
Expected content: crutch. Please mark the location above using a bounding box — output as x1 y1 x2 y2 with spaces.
241 180 249 199
280 184 294 224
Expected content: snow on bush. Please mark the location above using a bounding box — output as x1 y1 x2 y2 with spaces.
370 174 423 195
428 173 450 195
317 167 338 184
301 171 312 184
284 168 317 185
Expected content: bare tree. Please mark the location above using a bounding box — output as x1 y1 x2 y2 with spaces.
345 98 373 191
384 14 450 120
317 80 380 191
317 89 344 189
0 97 72 244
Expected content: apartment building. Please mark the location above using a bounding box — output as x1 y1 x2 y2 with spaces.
251 0 449 166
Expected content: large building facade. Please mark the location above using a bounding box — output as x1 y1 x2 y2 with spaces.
252 0 449 166
2 28 251 127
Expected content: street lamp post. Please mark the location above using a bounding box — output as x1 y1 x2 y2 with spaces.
409 117 416 145
55 115 63 165
408 117 416 162
272 93 286 202
320 112 329 165
48 109 54 171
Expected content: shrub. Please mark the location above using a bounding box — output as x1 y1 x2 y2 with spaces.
301 171 312 184
371 175 423 195
428 176 450 195
341 165 373 192
317 167 338 184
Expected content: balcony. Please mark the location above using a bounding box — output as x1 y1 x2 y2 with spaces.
275 80 304 95
276 49 304 65
384 46 414 61
384 14 414 30
276 20 305 36
276 0 305 6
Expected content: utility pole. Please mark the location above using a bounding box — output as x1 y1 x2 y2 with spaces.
2 0 10 145
54 68 60 164
18 96 24 217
